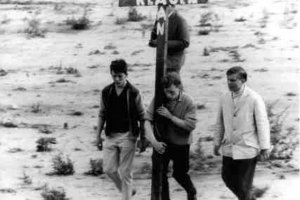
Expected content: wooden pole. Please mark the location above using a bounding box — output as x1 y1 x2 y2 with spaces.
151 4 168 200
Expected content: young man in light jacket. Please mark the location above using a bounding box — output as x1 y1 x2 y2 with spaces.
214 66 271 200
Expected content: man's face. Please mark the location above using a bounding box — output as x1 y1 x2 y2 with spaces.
111 71 127 87
227 74 244 92
164 84 180 101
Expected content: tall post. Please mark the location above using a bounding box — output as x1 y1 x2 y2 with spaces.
151 4 168 200
118 1 208 200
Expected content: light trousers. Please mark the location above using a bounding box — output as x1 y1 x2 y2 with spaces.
103 132 136 200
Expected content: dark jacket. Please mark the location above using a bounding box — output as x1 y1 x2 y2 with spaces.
149 10 190 72
99 81 145 137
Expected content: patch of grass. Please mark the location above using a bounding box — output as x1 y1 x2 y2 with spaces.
196 103 206 110
0 69 8 76
252 186 269 198
285 92 296 97
197 11 221 35
69 111 83 116
31 102 42 113
104 43 116 50
24 16 46 38
254 68 268 72
128 7 146 22
234 17 247 22
0 188 16 193
134 162 152 178
267 100 298 160
190 138 207 171
41 186 69 200
56 78 71 83
39 125 53 134
115 17 127 25
259 9 269 28
228 50 245 62
1 15 11 24
8 147 23 153
36 137 56 152
84 159 104 176
203 47 210 56
47 154 74 176
20 171 33 185
65 4 90 30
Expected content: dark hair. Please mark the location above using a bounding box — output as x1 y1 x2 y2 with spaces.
162 72 183 90
110 59 128 75
226 66 247 82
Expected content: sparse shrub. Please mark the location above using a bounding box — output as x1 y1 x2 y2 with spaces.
84 159 103 176
203 47 210 56
39 125 53 134
56 78 71 83
0 188 16 193
228 50 245 62
1 15 11 24
20 171 33 185
234 17 247 22
104 43 116 50
8 147 23 153
66 5 90 30
36 137 56 152
259 9 269 28
115 17 127 25
41 186 69 200
196 103 206 110
252 186 269 198
69 111 83 116
53 3 64 12
0 69 8 76
48 154 74 176
134 162 152 179
31 102 42 113
24 16 46 38
267 100 288 140
190 138 207 171
128 7 145 22
286 92 296 97
267 100 298 160
197 11 219 35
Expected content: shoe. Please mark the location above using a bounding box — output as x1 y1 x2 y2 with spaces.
132 189 137 196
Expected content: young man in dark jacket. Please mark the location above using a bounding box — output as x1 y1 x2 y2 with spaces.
96 59 146 200
149 5 190 73
145 72 197 200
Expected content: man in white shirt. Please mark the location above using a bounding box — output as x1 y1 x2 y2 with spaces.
214 66 271 200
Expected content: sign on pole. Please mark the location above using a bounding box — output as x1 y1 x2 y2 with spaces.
119 0 205 7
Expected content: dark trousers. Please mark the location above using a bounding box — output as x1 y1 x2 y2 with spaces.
222 156 257 200
156 144 196 200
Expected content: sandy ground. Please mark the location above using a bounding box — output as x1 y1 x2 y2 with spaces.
0 0 299 199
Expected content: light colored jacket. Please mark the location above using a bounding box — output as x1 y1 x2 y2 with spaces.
214 85 271 159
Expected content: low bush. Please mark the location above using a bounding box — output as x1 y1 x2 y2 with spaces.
36 137 56 152
84 159 103 176
48 154 74 176
267 100 298 160
41 186 69 200
24 16 46 38
128 7 145 22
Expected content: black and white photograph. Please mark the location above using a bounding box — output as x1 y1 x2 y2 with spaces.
0 0 299 200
